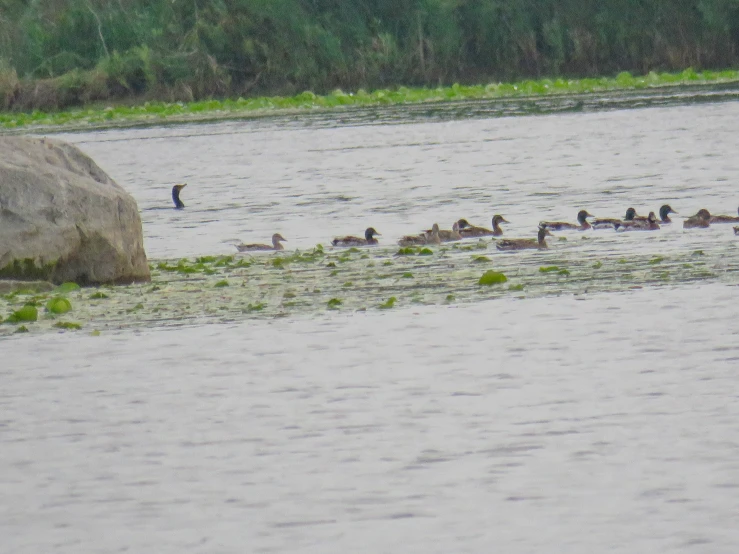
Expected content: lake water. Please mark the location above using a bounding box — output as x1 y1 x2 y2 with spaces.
3 96 739 552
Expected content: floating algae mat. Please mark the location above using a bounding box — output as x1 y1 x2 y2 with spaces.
2 240 739 337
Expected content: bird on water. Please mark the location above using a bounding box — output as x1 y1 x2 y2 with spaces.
172 183 187 209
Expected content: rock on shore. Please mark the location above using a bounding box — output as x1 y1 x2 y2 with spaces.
0 136 150 284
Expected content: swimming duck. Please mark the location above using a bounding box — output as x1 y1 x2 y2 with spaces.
540 210 594 231
172 183 187 209
458 215 509 237
709 207 739 223
332 227 381 247
615 211 660 231
235 233 287 251
496 225 553 251
398 223 441 246
734 226 739 235
591 207 638 229
683 209 711 229
657 204 677 224
424 221 462 242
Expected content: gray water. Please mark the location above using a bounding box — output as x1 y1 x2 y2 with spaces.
3 99 739 552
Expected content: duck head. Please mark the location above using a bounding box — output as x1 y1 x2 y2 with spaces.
365 227 381 240
647 211 658 223
538 224 553 240
272 233 287 244
624 207 637 220
659 204 676 220
457 218 471 229
696 209 711 220
576 210 594 224
492 214 509 225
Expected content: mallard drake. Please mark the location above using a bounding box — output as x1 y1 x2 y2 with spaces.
540 210 594 231
657 204 677 224
235 233 287 251
399 223 441 246
496 225 553 251
424 221 462 242
332 227 381 247
683 209 711 229
591 207 638 229
172 183 187 209
458 215 509 237
615 211 660 231
709 207 739 223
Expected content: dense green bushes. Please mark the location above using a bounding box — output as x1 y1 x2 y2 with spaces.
2 0 739 111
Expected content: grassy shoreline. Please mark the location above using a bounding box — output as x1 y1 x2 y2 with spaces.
2 68 739 133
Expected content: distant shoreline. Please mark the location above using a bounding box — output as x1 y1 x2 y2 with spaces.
2 68 739 134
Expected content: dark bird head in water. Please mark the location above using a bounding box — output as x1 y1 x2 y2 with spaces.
659 204 676 220
172 183 187 209
365 227 381 240
696 208 711 220
624 207 637 220
457 218 471 229
576 210 594 223
492 214 509 225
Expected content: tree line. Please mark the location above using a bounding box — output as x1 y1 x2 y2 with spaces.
2 0 739 111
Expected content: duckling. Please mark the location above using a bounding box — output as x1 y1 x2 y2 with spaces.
683 209 711 229
657 204 677 224
332 227 381 247
172 183 187 209
399 224 441 246
458 215 509 237
540 210 594 231
424 221 462 242
615 211 660 231
709 207 739 224
591 207 638 229
235 233 287 251
496 225 553 251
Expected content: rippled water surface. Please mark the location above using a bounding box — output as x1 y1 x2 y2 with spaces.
3 98 739 552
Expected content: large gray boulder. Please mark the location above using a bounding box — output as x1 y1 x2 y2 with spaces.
0 136 150 284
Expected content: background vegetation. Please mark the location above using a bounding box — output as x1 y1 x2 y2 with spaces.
2 0 739 111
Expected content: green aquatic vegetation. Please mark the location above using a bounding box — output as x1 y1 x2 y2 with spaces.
539 266 561 273
46 297 72 314
326 262 337 268
128 303 144 312
214 280 229 287
55 282 80 294
245 302 266 312
479 271 508 285
419 248 434 256
54 321 82 330
648 257 665 265
402 272 414 278
14 325 29 334
396 247 417 256
378 297 397 309
558 237 568 241
383 261 394 266
693 250 705 256
509 284 525 291
557 269 570 276
89 292 109 299
327 298 343 309
592 261 603 269
473 256 491 263
445 294 455 302
342 281 353 287
5 304 38 323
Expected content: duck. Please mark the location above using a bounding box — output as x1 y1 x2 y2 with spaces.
734 226 739 235
424 221 462 242
235 233 287 251
591 207 638 229
615 211 660 231
683 209 711 229
172 183 187 209
709 207 739 224
540 210 594 231
398 223 441 246
657 204 677 224
458 215 509 237
332 227 381 247
496 225 553 251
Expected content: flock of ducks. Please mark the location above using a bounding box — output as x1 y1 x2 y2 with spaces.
171 185 739 252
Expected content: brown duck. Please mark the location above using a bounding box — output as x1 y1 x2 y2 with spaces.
236 233 287 251
683 209 711 229
709 207 739 224
540 210 594 231
496 225 553 251
458 215 509 237
332 227 381 247
615 211 660 231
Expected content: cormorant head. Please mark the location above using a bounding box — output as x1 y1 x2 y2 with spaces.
172 183 187 209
